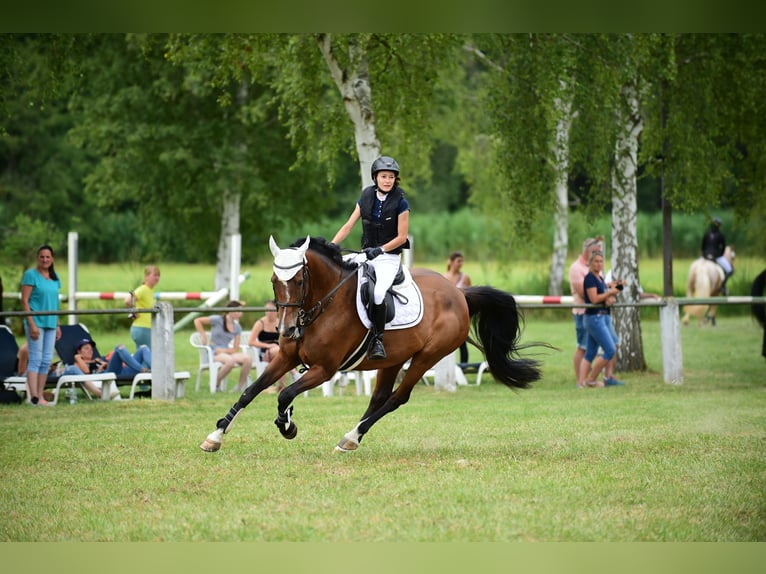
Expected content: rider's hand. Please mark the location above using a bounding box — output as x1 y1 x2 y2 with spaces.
364 247 383 260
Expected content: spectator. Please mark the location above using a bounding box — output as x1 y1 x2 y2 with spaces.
444 251 472 364
248 299 288 393
331 155 410 360
568 237 604 386
20 245 61 406
193 300 253 393
578 251 624 388
61 338 151 400
17 342 28 376
248 300 280 362
126 265 161 350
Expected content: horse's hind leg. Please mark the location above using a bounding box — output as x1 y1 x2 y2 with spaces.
335 362 426 452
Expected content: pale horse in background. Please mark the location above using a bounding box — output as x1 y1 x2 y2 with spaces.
682 245 735 327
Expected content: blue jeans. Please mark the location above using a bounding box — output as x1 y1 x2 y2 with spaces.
130 326 151 350
107 344 151 376
24 324 57 375
573 314 586 350
583 313 616 362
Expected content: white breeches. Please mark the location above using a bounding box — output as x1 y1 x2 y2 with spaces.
369 253 401 304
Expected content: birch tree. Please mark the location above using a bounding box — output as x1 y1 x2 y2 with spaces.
610 80 646 370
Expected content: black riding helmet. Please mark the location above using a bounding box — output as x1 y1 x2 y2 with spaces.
371 156 400 182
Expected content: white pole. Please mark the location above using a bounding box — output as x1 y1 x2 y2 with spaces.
402 233 413 268
67 232 78 325
229 234 241 302
434 354 457 392
660 297 684 384
151 301 176 401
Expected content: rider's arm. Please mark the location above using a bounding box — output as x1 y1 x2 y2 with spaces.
332 204 361 245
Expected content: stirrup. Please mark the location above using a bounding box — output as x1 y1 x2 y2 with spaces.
368 337 386 360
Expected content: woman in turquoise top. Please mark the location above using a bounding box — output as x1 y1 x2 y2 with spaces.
20 245 62 406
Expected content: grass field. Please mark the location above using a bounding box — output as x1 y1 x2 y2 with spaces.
1 307 764 541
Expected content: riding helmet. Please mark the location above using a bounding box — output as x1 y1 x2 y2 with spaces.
371 156 400 181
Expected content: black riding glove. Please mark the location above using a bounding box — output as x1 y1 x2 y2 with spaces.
364 247 384 260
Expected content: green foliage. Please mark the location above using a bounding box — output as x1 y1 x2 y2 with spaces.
0 214 59 286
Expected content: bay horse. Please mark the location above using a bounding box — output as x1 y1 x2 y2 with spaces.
200 236 547 453
682 245 735 326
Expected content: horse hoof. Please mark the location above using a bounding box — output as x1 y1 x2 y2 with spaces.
279 422 298 440
200 438 221 452
334 437 359 452
200 429 223 452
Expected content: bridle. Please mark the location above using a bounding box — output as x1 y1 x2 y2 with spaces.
273 257 359 339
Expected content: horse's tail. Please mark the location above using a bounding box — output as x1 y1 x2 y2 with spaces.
463 286 548 389
751 269 766 328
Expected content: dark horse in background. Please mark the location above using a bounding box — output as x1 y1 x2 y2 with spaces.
201 236 549 453
752 269 766 359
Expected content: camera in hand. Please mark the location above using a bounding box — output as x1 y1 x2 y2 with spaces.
616 283 624 291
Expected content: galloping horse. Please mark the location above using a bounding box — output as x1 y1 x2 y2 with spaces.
200 236 547 453
682 245 735 326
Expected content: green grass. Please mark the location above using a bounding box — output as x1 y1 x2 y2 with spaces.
1 313 764 541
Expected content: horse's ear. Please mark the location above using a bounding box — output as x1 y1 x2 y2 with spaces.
297 235 311 255
269 235 281 257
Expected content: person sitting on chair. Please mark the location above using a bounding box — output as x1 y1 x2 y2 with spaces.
62 338 151 400
247 299 288 393
193 300 253 392
331 155 411 360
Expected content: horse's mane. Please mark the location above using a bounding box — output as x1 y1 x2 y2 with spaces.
289 236 358 272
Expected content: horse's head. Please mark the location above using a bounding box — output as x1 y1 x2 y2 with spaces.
270 235 311 340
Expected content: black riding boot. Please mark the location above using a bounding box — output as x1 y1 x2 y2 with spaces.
368 302 387 360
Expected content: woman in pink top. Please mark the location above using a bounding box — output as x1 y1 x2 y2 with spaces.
444 251 472 364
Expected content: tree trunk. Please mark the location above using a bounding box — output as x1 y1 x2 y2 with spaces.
215 189 241 291
214 79 247 292
317 34 380 188
548 85 573 296
611 81 646 372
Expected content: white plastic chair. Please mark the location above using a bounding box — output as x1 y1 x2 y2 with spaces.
327 371 374 396
240 345 269 383
190 332 225 393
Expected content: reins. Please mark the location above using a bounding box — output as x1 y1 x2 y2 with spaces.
274 254 360 334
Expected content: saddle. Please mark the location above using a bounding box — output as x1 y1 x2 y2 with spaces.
360 262 406 324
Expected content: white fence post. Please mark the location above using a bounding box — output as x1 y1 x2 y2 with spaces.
660 297 684 384
151 302 176 401
434 354 457 392
229 233 241 303
67 232 78 325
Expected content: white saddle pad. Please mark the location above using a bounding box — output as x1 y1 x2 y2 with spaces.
344 254 424 330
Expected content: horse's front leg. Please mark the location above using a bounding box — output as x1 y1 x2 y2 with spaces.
200 356 296 453
273 364 336 440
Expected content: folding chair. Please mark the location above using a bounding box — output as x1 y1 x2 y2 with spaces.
56 324 189 401
54 324 120 403
0 325 27 398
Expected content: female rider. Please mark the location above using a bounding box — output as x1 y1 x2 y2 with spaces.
331 156 410 360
